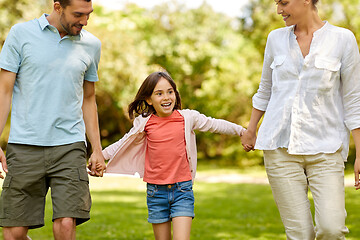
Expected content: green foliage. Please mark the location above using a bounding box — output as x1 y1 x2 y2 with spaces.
85 2 263 166
0 0 51 45
1 0 360 167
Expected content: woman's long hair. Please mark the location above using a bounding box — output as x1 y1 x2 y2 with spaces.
128 71 182 119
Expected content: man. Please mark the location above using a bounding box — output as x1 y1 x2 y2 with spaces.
0 0 106 239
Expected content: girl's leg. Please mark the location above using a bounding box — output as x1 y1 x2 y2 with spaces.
306 151 348 240
264 149 315 240
172 216 192 240
152 221 171 240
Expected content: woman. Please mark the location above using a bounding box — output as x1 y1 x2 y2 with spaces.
242 0 360 239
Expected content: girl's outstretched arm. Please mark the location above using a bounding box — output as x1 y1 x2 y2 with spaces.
241 108 264 152
189 109 245 136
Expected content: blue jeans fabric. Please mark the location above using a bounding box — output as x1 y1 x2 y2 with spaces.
146 180 195 224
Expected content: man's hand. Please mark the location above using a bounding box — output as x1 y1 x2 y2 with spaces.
87 150 106 177
0 148 8 179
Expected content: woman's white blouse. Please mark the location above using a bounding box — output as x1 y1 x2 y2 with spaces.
253 22 360 160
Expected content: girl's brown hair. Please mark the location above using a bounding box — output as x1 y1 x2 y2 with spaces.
128 71 182 119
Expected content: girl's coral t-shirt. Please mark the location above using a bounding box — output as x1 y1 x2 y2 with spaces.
143 110 192 184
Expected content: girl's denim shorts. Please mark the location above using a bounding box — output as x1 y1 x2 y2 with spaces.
146 180 195 224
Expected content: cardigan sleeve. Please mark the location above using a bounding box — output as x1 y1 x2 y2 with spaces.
185 109 245 136
102 116 144 160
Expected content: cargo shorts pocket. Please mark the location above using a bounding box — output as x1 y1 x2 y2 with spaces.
77 168 91 212
0 176 12 218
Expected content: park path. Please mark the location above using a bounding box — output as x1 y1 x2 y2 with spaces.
94 171 355 189
196 172 355 187
196 172 269 184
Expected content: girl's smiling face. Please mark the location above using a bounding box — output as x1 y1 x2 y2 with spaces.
146 77 176 117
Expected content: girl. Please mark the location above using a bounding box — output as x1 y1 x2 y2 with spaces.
242 0 360 239
101 71 245 240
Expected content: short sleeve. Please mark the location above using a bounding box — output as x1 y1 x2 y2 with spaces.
0 26 22 73
84 41 101 82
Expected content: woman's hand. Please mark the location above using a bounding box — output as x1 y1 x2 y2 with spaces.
351 128 360 190
354 158 360 190
241 129 256 152
241 108 264 152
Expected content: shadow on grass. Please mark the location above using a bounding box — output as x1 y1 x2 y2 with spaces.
192 183 286 240
1 183 358 240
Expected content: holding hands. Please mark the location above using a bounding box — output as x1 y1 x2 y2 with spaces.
87 150 106 177
351 128 360 190
241 129 256 152
0 148 7 179
354 158 360 190
241 108 264 152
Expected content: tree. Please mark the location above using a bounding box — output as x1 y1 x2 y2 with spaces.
86 2 264 166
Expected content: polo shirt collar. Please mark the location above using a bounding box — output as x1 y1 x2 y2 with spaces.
38 13 50 30
38 13 81 41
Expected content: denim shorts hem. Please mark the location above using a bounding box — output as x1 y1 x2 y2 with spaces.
148 217 171 224
171 212 195 219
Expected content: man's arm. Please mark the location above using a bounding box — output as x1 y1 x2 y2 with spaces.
0 69 16 179
82 80 106 177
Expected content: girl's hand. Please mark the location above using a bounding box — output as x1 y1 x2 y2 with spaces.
354 158 360 190
241 129 256 152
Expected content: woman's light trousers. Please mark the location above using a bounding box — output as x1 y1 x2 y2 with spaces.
264 148 349 240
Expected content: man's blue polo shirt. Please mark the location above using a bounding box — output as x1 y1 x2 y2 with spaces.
0 14 101 146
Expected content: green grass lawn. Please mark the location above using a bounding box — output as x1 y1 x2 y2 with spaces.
1 173 359 240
